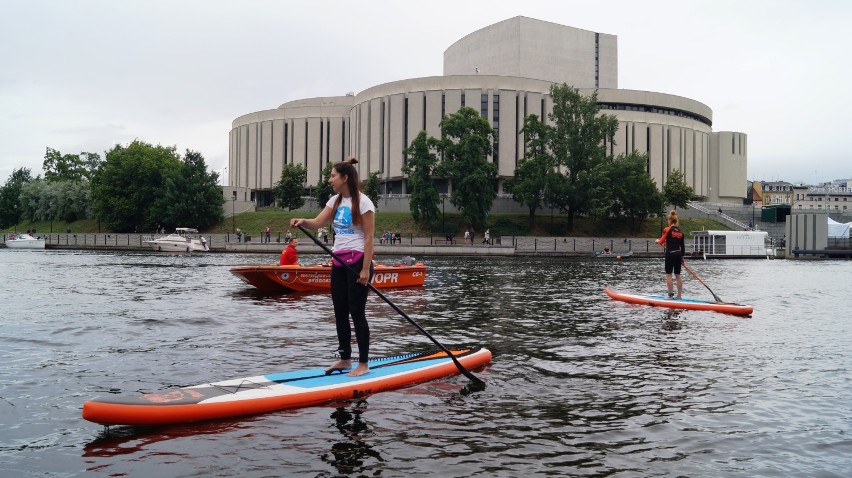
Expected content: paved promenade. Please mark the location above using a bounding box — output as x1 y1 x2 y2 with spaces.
3 233 664 257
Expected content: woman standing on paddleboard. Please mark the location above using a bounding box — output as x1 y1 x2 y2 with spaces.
656 210 685 299
290 157 376 377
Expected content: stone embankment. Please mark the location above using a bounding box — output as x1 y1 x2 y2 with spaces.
2 233 665 257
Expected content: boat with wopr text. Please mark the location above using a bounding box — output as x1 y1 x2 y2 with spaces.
230 260 427 292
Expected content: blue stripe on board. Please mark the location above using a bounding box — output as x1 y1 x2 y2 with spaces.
264 355 448 389
641 294 715 304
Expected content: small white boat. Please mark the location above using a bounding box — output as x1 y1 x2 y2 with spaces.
145 228 209 252
4 232 46 250
690 230 773 259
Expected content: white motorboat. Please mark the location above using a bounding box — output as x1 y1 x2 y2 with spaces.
4 232 46 250
145 228 209 252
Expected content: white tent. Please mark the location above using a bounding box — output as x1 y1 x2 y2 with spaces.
827 217 852 238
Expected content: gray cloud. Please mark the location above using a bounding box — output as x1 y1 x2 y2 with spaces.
2 0 850 185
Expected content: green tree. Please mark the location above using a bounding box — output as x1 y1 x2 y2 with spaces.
435 106 497 231
0 168 34 229
402 131 441 226
544 84 619 231
363 171 381 208
18 179 50 221
663 169 694 209
315 162 334 209
91 140 183 232
56 180 92 222
152 150 225 230
42 147 102 182
606 152 665 234
508 114 553 228
274 163 307 210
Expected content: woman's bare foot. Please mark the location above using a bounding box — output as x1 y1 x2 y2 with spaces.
347 363 370 377
325 359 352 375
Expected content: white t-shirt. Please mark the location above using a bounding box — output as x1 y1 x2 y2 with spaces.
325 193 376 252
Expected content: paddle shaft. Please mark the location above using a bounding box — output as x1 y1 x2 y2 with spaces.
297 225 484 385
681 259 723 302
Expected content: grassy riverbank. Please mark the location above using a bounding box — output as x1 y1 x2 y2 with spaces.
5 209 729 238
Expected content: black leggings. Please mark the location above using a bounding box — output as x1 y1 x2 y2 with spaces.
664 252 682 275
330 258 373 363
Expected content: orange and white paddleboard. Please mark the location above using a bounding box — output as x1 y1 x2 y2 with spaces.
82 347 491 426
605 287 753 316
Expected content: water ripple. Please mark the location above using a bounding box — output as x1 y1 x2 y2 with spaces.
1 251 850 476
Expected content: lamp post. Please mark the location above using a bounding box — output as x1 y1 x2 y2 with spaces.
231 190 237 233
441 193 447 233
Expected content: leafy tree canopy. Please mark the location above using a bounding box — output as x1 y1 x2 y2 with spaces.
606 152 665 234
402 131 441 226
42 147 102 182
434 107 497 231
275 163 307 211
363 171 381 208
544 84 619 231
91 141 223 232
153 150 225 230
0 168 35 229
663 169 694 209
315 162 334 210
509 114 553 228
18 179 92 224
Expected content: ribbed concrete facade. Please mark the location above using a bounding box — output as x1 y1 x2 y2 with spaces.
228 16 748 205
444 16 617 89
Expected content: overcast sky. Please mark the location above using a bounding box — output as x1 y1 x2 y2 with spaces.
2 0 851 187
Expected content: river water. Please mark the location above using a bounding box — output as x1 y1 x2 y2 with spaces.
0 249 850 477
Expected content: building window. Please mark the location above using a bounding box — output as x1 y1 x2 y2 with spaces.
461 92 465 108
319 120 324 171
481 93 488 117
493 94 500 164
403 97 409 164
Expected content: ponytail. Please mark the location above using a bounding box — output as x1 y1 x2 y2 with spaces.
667 210 680 227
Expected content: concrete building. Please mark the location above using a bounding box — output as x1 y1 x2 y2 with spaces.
228 16 748 207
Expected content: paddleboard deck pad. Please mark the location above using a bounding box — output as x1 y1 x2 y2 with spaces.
605 287 753 316
82 347 491 426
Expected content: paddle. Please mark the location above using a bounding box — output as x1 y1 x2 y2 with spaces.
681 259 723 303
297 225 485 386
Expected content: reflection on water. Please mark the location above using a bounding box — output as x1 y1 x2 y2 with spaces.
321 403 383 476
1 250 851 476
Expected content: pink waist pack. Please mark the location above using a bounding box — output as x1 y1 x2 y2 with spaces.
332 249 364 267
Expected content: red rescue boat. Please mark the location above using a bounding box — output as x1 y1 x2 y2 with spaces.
230 262 427 292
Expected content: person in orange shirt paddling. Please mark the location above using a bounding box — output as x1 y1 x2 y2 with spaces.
656 210 685 299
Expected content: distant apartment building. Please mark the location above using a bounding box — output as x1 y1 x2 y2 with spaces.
793 180 852 212
228 16 749 207
761 181 794 205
